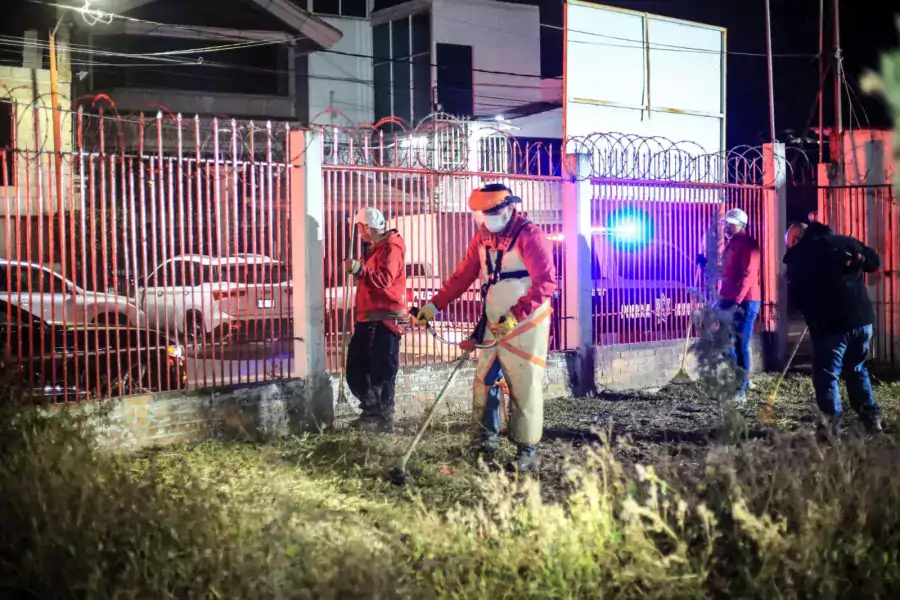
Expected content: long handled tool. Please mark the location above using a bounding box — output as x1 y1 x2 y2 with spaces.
758 326 808 423
670 265 703 385
390 310 494 486
336 229 358 405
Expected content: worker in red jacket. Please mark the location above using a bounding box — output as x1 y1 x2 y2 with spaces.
717 208 761 403
414 183 556 473
344 207 407 432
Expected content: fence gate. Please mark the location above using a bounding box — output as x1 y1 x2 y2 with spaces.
819 184 900 367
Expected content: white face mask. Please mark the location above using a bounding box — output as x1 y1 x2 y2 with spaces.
483 208 512 233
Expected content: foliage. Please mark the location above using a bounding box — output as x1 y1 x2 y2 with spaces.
861 16 900 191
3 376 900 598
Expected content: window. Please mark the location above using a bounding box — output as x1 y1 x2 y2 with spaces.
436 44 473 117
220 263 288 285
311 0 367 18
373 13 432 123
21 267 61 293
0 101 13 186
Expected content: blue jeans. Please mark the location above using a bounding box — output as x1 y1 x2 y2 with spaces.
720 300 760 392
811 325 880 420
481 359 536 457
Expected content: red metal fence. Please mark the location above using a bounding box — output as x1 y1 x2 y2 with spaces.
0 98 785 398
1 100 295 403
319 118 776 372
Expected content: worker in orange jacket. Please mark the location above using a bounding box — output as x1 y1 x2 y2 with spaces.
414 183 556 472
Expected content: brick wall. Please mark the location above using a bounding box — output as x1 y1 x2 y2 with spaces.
330 336 762 419
73 374 332 451
78 336 762 450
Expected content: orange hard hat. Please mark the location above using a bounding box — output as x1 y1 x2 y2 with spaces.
468 183 520 212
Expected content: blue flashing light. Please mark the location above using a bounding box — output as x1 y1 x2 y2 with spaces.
606 208 653 248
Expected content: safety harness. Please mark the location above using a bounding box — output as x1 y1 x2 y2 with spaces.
472 220 531 343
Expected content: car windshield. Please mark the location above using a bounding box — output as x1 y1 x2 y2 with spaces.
218 263 288 285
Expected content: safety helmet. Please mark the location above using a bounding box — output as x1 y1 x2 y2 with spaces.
354 206 386 229
468 183 522 213
722 208 749 228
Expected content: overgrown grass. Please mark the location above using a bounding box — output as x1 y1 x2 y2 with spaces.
3 375 900 598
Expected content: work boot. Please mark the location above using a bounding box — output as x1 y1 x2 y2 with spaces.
471 435 500 463
816 413 845 443
348 417 394 434
861 414 884 434
730 390 747 407
507 445 536 474
747 379 757 391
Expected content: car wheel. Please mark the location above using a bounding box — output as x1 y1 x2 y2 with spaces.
183 311 206 343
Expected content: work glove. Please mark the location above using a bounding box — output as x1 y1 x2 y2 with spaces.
490 314 518 339
696 254 707 268
344 259 361 276
413 303 437 326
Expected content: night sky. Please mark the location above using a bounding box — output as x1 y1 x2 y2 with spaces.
2 0 898 149
507 0 898 148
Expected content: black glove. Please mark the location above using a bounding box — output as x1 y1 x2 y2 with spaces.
696 254 708 268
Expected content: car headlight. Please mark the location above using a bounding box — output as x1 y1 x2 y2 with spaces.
166 345 184 359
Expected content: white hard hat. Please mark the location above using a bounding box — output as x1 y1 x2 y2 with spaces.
354 207 385 229
722 208 749 228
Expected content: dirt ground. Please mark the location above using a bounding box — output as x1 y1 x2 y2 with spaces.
278 370 900 508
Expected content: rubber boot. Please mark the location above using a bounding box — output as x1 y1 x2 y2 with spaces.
508 445 536 474
472 435 500 463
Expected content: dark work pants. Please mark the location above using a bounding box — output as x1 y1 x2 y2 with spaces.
811 324 880 421
346 321 400 422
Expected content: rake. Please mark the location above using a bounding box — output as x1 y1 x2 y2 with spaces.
670 265 703 385
758 326 808 423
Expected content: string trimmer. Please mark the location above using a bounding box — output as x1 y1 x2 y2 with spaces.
336 229 358 405
758 326 808 423
389 308 494 486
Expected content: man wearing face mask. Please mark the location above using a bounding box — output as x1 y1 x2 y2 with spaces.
344 207 407 432
413 183 557 473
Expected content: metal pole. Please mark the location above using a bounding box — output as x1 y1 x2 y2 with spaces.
764 0 777 142
817 0 824 162
833 0 843 138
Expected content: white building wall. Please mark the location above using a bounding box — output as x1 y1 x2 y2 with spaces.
564 2 725 157
432 0 542 117
307 16 374 125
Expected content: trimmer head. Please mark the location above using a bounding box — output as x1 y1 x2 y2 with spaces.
388 466 409 486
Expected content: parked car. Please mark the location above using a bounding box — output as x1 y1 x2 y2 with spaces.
0 300 186 401
136 254 292 343
549 232 698 346
0 259 145 328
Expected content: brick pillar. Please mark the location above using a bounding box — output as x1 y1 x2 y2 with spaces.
288 130 332 426
762 143 788 370
562 153 595 395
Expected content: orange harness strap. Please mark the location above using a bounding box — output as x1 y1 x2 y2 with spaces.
496 307 552 367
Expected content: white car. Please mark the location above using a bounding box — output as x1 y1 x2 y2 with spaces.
137 254 292 342
0 259 144 328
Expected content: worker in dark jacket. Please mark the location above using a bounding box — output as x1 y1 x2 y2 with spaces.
784 221 882 435
718 208 761 402
344 207 407 432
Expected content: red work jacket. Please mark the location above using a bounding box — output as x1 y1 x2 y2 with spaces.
720 231 761 303
355 230 407 322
